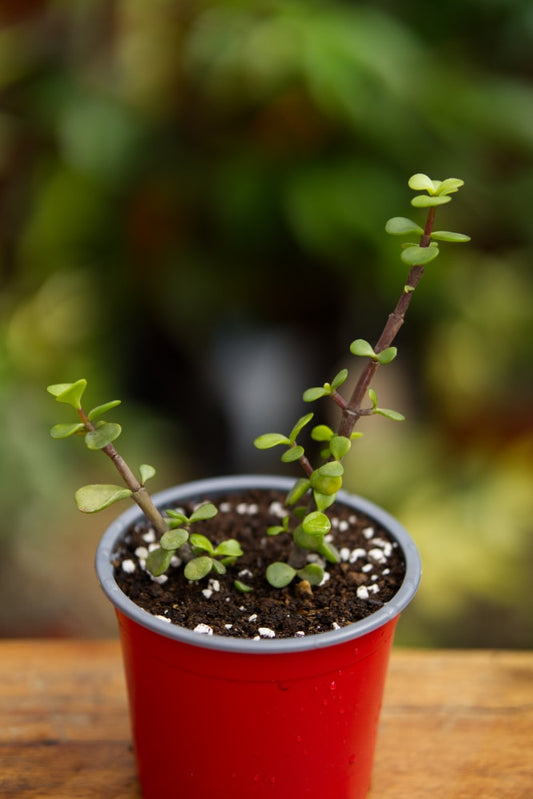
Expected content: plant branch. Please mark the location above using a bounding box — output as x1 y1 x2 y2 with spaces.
337 207 436 440
77 407 169 536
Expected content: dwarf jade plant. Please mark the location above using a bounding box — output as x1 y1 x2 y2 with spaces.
48 173 469 590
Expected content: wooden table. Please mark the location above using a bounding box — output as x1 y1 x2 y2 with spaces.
1 641 532 798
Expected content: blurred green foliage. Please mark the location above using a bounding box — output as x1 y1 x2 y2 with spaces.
0 0 532 643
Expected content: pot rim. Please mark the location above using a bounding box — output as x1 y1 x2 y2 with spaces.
95 474 421 654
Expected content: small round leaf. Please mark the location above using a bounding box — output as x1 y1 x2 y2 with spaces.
50 422 85 439
47 379 87 410
234 580 253 593
331 368 348 389
146 547 174 577
75 484 132 513
376 408 406 422
139 463 156 483
160 529 189 551
286 478 311 505
329 435 351 459
302 510 331 536
296 564 324 585
85 422 122 450
410 195 451 208
350 338 376 358
281 445 304 463
303 386 328 402
184 556 213 581
214 539 243 558
311 424 334 442
385 216 424 236
254 433 290 449
190 503 218 522
289 413 314 442
430 230 471 243
376 347 397 365
401 245 440 266
408 173 436 193
266 562 296 588
88 400 122 420
189 533 214 555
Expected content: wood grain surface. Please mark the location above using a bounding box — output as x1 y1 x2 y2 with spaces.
1 641 531 798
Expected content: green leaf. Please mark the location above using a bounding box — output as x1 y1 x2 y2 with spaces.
234 580 253 593
294 524 322 550
160 529 189 551
281 445 304 463
331 368 348 389
184 556 213 581
165 509 188 525
430 230 471 243
266 562 295 588
317 461 344 477
189 533 214 555
254 433 290 449
211 559 227 575
411 194 451 208
190 503 218 522
319 540 341 564
85 422 122 450
75 484 132 513
289 413 314 442
401 245 440 266
311 424 334 442
408 173 436 193
303 386 329 402
375 407 406 422
47 379 87 410
50 422 85 439
302 510 331 536
286 478 311 505
139 464 156 484
350 338 376 358
310 463 343 497
385 216 424 236
376 347 397 365
87 400 122 420
296 563 324 585
368 388 378 409
146 547 174 577
329 435 351 460
214 539 243 558
267 525 286 536
436 178 464 195
313 491 337 511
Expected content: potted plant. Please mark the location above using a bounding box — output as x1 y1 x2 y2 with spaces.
48 173 469 799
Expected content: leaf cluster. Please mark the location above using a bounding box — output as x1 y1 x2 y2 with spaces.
146 503 243 581
385 173 470 266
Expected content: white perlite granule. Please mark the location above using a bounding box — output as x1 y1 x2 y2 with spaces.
258 627 276 638
193 623 214 635
121 559 136 573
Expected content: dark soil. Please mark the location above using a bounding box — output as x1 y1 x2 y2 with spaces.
113 488 406 639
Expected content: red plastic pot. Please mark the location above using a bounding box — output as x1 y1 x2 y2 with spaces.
96 475 421 799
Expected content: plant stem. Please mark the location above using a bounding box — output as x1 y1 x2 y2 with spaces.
78 408 169 536
337 207 436 440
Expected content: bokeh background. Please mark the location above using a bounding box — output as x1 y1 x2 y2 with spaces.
1 0 532 646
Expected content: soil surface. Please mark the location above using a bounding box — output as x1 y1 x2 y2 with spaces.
113 488 406 639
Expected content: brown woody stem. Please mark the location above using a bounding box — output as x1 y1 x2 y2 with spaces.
337 206 436 440
78 407 168 536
